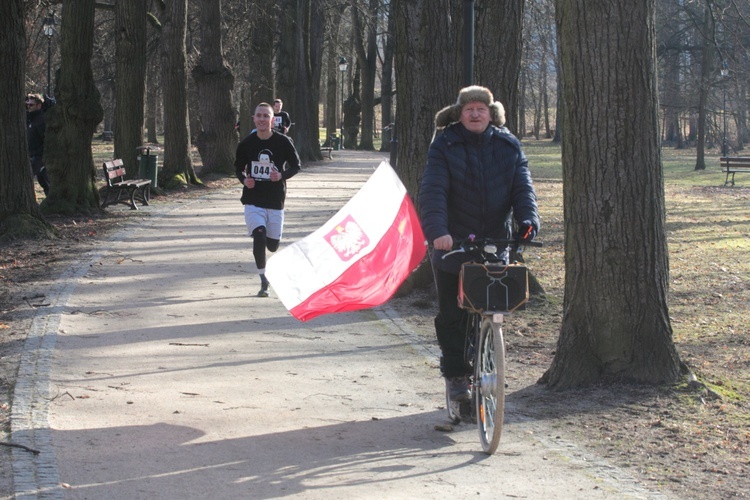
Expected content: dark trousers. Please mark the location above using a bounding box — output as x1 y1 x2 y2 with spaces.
251 226 279 270
30 156 50 196
36 169 50 196
434 267 471 378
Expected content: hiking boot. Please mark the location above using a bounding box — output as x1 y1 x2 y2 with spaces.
447 376 471 402
257 282 269 297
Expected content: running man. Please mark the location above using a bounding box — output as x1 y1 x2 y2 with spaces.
235 102 301 297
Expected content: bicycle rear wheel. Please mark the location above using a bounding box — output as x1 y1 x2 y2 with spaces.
475 317 505 454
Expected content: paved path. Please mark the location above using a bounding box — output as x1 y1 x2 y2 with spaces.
11 151 665 499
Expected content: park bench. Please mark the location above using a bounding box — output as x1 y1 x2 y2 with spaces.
320 146 334 159
719 156 750 187
101 159 151 210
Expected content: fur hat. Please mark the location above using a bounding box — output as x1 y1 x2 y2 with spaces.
434 85 506 129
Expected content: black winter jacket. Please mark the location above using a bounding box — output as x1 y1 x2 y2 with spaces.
26 109 45 158
419 122 540 274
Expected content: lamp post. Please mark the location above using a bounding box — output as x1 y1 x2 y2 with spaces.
43 11 56 97
721 60 729 157
338 57 348 149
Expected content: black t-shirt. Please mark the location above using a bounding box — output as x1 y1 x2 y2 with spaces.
273 111 291 134
234 131 301 209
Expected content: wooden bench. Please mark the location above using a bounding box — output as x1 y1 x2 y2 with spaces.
101 159 151 210
719 156 750 186
320 146 333 159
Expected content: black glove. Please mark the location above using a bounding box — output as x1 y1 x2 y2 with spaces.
517 221 536 243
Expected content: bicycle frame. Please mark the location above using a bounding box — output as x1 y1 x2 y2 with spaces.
441 235 542 454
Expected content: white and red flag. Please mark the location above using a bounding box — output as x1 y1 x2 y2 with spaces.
266 161 426 321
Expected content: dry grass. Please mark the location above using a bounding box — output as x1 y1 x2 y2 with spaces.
522 139 750 393
513 141 749 497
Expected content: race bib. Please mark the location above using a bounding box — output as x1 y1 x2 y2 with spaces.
249 161 274 180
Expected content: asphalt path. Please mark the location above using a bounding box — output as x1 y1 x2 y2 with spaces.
10 150 666 499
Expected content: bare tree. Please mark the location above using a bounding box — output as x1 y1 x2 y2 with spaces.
541 0 681 389
192 0 238 175
145 53 160 144
475 0 525 136
323 1 349 145
393 0 461 197
159 0 198 187
114 0 147 178
0 0 52 239
277 0 297 135
277 0 326 161
694 1 717 170
351 0 378 150
237 1 275 139
294 0 326 159
379 1 396 152
43 0 104 214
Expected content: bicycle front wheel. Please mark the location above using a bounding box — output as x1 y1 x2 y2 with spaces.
475 317 505 454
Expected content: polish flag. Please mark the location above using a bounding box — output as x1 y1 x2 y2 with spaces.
266 161 426 321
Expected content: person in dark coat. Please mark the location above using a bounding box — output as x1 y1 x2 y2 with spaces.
418 86 540 402
25 93 50 196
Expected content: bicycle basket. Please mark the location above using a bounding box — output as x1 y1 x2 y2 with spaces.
458 263 529 313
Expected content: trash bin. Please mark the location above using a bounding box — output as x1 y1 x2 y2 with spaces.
136 146 159 188
331 135 341 151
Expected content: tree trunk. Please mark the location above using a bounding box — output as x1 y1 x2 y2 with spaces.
276 0 325 161
0 0 53 239
192 0 238 175
695 3 714 171
277 0 298 139
475 0 524 136
114 0 147 178
145 56 159 144
324 39 340 144
160 0 198 187
43 0 104 215
519 69 527 137
379 3 395 152
736 79 746 150
294 0 325 160
239 1 275 140
351 0 378 150
343 64 362 150
312 0 328 149
541 0 681 389
662 47 683 147
393 0 460 198
252 2 276 106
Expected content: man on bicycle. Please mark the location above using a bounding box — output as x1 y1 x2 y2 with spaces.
419 86 540 402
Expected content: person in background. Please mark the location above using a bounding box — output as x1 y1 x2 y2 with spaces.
418 86 540 402
235 102 301 297
25 93 50 196
272 99 291 135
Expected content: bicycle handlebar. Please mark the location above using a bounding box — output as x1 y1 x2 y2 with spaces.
441 235 542 261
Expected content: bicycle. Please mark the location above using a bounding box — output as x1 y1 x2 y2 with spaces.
440 235 542 454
